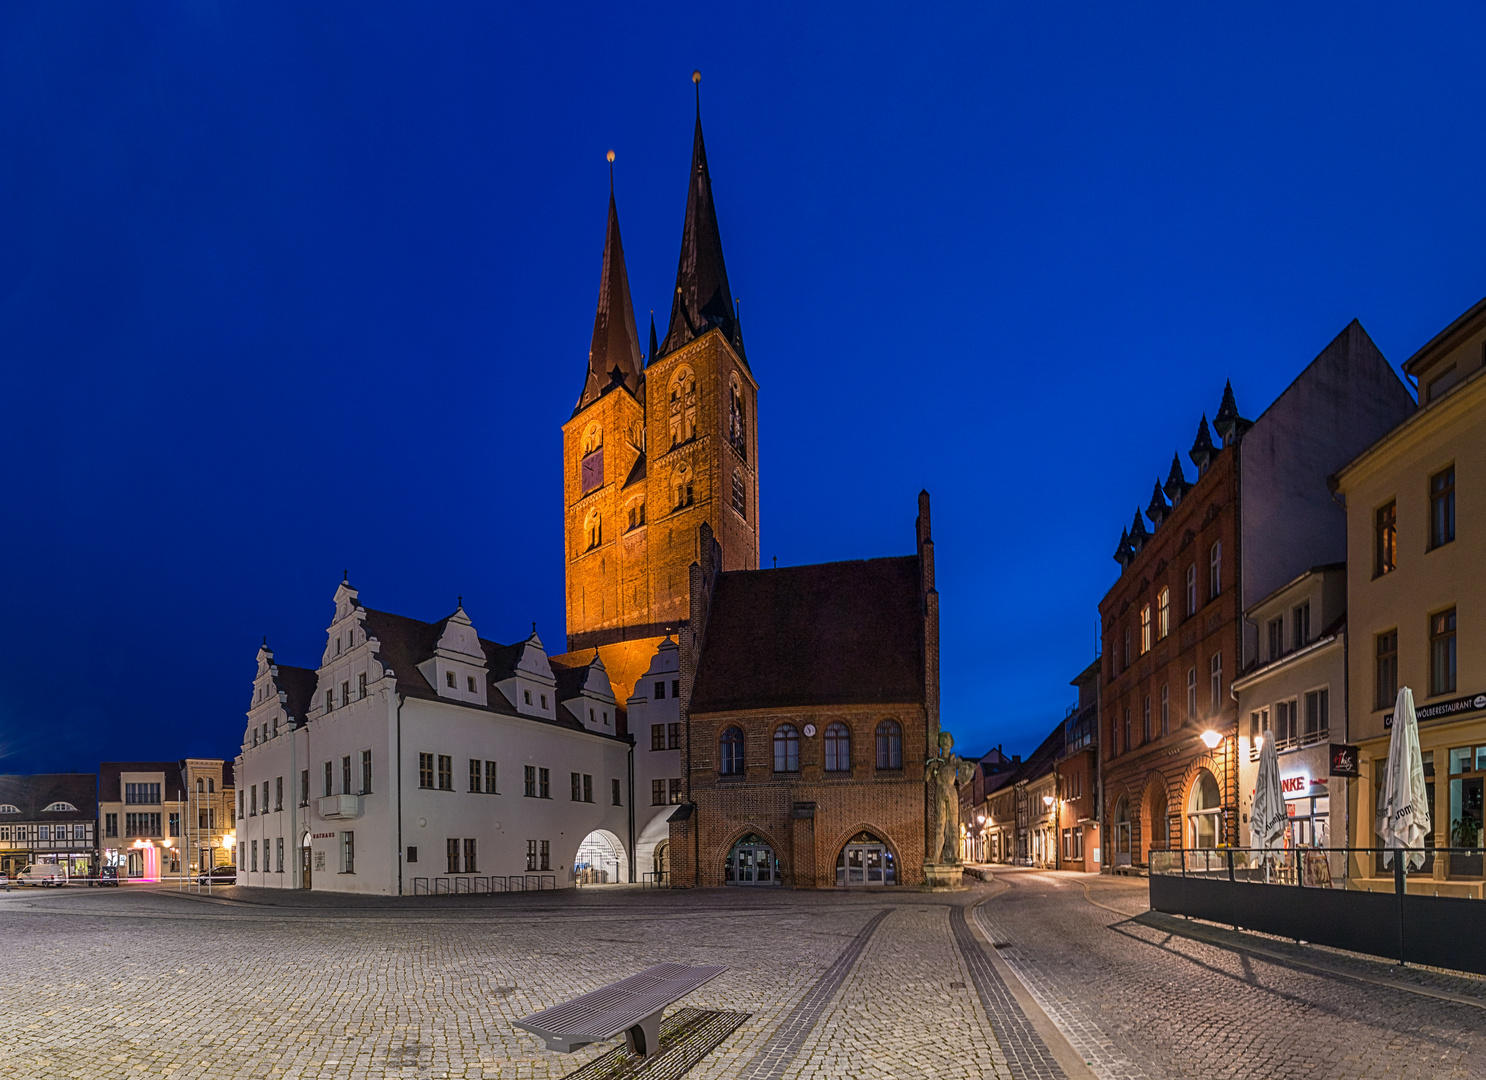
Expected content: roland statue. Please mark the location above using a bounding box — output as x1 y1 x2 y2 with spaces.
925 730 976 871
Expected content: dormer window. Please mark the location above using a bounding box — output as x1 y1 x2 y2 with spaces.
540 694 548 709
446 671 456 688
524 690 532 705
0 804 19 814
42 802 78 812
467 675 476 692
604 711 610 726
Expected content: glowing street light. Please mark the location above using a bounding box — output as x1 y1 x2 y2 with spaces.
1200 729 1223 750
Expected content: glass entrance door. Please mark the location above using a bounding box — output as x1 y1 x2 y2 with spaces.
725 836 779 885
835 833 898 885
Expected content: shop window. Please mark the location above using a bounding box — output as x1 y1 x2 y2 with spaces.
1448 748 1486 877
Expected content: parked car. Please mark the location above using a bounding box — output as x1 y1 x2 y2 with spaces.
17 863 68 887
197 865 236 885
95 866 120 887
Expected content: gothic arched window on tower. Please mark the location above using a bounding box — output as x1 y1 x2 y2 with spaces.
626 499 646 532
584 509 602 553
728 372 746 459
581 424 604 494
731 471 746 519
668 367 697 449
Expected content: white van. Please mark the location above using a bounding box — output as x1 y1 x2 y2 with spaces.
17 863 68 887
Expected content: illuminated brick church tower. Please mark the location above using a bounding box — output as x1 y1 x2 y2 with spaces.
558 76 760 699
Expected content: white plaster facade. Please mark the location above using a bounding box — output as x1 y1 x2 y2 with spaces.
234 580 678 895
1234 565 1348 876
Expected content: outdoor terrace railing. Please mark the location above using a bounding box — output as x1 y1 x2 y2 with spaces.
1149 846 1486 975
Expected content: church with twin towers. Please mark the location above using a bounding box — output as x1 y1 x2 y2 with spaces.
232 78 941 896
558 76 943 890
556 74 760 704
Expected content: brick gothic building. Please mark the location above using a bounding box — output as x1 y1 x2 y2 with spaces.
555 97 760 705
1100 323 1413 871
667 495 939 888
555 86 935 887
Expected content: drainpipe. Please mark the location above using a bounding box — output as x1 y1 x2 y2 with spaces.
289 719 298 889
627 741 636 883
395 692 404 897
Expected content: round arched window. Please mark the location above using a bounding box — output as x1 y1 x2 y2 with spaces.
1187 769 1222 849
719 727 744 775
875 720 902 769
773 724 800 772
824 722 850 771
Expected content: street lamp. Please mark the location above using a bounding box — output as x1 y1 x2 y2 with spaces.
1200 729 1223 750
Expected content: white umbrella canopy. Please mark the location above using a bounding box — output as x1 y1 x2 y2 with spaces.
1375 686 1433 870
1249 730 1288 852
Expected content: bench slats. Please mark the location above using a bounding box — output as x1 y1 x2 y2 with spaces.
516 964 727 1045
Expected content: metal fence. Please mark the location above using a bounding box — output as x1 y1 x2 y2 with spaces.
1149 846 1486 975
409 874 557 895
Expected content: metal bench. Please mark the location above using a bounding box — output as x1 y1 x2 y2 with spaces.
515 963 727 1057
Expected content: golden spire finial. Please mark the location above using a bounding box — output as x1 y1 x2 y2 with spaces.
606 149 615 163
692 70 701 84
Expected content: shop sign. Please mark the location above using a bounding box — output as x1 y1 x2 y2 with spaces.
1329 744 1360 777
311 831 334 839
1280 770 1311 798
1384 692 1486 728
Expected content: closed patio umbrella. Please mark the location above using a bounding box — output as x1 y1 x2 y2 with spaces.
1375 686 1432 870
1249 730 1287 853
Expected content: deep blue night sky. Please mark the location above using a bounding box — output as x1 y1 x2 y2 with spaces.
3 5 1485 773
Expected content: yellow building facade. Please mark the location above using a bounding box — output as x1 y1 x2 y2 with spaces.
1339 295 1486 894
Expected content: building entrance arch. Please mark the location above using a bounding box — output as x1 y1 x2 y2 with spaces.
300 832 312 890
835 831 898 886
576 830 627 885
724 833 780 886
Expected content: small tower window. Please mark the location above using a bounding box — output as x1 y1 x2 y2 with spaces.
446 671 456 688
728 372 747 460
732 472 746 519
584 509 603 551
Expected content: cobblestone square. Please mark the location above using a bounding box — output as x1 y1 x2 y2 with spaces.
3 872 1486 1080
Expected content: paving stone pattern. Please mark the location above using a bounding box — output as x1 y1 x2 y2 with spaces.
732 907 889 1080
783 906 1011 1080
948 904 1066 1080
982 867 1486 1080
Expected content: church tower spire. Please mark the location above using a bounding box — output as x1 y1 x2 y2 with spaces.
576 154 643 414
658 71 745 365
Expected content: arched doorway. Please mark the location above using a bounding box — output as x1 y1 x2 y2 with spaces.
576 830 626 884
724 833 780 886
836 832 897 886
652 841 669 884
1187 769 1222 849
1112 795 1132 867
301 833 312 889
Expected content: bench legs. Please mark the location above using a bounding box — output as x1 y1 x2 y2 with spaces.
624 1011 663 1057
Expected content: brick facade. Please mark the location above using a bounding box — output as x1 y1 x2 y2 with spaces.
1100 433 1241 869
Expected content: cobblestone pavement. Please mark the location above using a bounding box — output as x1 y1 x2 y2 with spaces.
0 884 1010 1080
977 867 1486 1080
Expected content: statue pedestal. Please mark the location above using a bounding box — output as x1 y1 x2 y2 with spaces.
921 862 967 891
